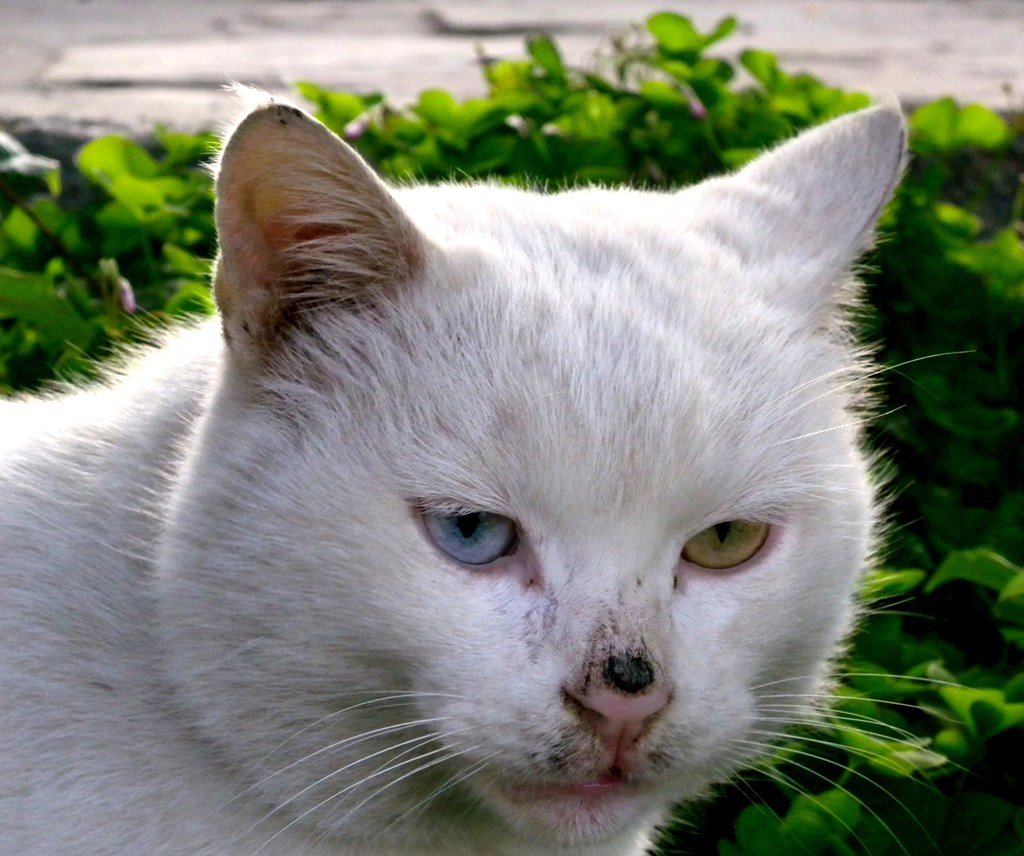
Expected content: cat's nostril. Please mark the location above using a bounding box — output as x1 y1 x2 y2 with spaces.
604 653 655 694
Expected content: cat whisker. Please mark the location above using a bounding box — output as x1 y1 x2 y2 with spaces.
226 719 468 851
737 736 925 856
772 404 906 448
375 751 499 837
251 691 471 767
749 754 885 856
840 671 963 689
230 714 458 808
308 741 483 849
762 350 971 426
769 767 874 853
749 726 940 779
757 707 919 744
235 737 429 849
759 691 933 716
756 706 967 781
252 734 473 854
754 686 962 736
751 670 964 694
332 743 483 831
756 691 953 719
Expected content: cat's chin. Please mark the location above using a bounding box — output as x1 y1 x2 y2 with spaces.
484 774 661 845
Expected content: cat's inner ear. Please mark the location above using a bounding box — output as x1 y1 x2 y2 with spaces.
212 97 423 358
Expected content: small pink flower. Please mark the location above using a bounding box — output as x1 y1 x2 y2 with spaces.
119 279 137 314
685 87 707 121
344 117 369 142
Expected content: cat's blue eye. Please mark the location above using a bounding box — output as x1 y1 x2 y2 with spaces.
421 509 518 566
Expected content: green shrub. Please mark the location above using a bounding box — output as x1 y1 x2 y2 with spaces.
0 127 216 388
1 12 1021 855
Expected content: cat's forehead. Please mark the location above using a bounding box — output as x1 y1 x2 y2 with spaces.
396 183 750 341
399 183 707 278
333 186 841 522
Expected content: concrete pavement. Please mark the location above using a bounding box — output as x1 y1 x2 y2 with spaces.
0 0 1022 139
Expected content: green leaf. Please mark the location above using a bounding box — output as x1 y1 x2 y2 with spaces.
925 548 1021 594
296 82 377 130
154 126 217 168
995 573 1024 626
951 227 1024 290
861 568 927 600
553 91 621 138
77 136 160 188
0 266 95 347
810 789 862 834
779 790 863 852
933 201 981 237
912 373 1018 439
163 281 215 318
837 727 948 777
969 700 1006 739
720 147 761 168
462 135 516 175
415 89 459 129
527 35 566 81
105 174 184 219
932 726 974 763
910 98 959 150
648 13 704 54
741 49 786 91
941 792 1024 855
779 806 831 854
1006 674 1024 704
1003 628 1024 651
639 80 689 110
703 17 739 49
954 104 1012 149
0 205 41 252
911 98 1011 153
162 243 210 277
939 685 1024 739
733 804 789 856
648 13 736 56
95 200 145 256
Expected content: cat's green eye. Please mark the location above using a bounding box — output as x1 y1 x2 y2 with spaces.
682 520 770 570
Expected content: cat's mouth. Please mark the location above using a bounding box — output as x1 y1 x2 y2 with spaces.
489 770 657 844
504 770 627 800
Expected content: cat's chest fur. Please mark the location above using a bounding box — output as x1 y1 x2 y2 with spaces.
0 94 905 856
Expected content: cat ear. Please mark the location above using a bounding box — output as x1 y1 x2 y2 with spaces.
690 103 906 317
212 93 423 361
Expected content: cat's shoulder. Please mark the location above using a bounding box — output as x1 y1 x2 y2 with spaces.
1 319 220 449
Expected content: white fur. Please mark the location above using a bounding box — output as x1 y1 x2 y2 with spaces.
0 97 905 855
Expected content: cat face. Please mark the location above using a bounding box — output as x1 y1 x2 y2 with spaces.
157 95 904 851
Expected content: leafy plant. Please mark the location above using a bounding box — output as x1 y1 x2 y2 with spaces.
0 127 215 390
1 11 1022 855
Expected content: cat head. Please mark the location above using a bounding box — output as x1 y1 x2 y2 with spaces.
159 94 905 852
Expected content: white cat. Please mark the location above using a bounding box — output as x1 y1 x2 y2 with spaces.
0 94 905 856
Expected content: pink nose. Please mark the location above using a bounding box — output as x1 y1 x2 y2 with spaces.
566 652 670 771
572 685 670 752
